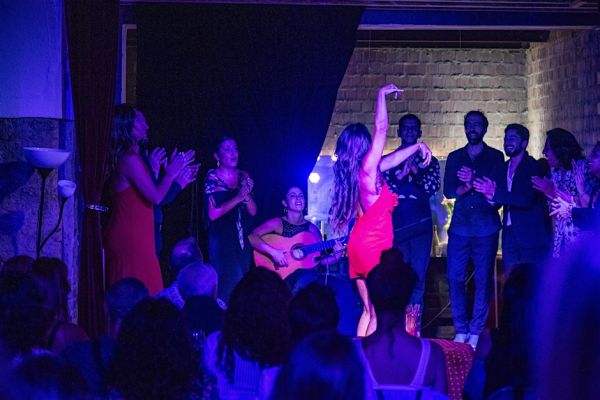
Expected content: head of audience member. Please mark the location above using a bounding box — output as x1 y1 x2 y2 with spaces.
0 354 88 400
30 257 70 322
485 264 536 396
104 278 149 338
109 298 201 400
0 255 35 274
588 141 600 178
464 111 489 145
0 272 49 360
177 262 218 301
170 236 203 280
330 123 372 232
288 283 339 344
543 128 584 170
398 114 422 146
219 267 292 378
271 330 365 400
504 124 529 158
213 135 239 169
367 248 417 327
535 239 600 399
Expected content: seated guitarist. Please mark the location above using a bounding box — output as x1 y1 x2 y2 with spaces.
249 186 343 292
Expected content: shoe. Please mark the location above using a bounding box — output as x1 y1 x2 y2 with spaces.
454 333 469 343
467 334 479 350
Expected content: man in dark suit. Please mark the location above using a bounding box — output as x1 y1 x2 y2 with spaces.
474 123 551 275
444 111 505 349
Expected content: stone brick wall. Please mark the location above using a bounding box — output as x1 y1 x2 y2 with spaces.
324 47 529 158
527 30 600 156
0 118 79 320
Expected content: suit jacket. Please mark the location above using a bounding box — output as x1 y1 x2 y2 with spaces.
491 152 551 249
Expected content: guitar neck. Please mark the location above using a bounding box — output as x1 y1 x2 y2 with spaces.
302 237 343 255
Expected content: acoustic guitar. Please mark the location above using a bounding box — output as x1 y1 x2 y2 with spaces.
253 231 347 279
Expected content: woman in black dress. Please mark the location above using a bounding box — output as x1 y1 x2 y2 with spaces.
204 136 257 302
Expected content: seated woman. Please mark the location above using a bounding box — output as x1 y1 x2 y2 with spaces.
248 186 342 291
358 248 447 399
551 141 600 231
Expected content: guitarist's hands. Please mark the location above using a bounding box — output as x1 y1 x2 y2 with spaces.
269 248 288 268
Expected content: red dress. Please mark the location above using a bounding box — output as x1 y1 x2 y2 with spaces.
347 182 398 279
104 186 164 295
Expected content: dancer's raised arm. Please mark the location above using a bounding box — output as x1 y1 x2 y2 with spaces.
361 84 403 177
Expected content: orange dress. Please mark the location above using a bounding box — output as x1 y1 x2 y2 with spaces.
104 186 164 295
347 182 398 279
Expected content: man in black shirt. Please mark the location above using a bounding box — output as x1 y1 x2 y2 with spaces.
443 111 504 349
383 114 440 336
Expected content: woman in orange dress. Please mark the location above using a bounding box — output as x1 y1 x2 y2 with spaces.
104 105 196 295
330 84 432 336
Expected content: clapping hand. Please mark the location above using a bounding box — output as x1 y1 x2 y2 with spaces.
473 177 496 201
165 147 194 177
457 166 475 184
550 195 575 220
146 147 167 179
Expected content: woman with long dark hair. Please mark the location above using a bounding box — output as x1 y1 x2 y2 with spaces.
109 298 204 399
329 84 432 336
204 136 257 303
204 267 291 399
532 128 597 257
104 104 196 294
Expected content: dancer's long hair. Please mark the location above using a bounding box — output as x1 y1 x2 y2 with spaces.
106 104 138 182
329 123 371 232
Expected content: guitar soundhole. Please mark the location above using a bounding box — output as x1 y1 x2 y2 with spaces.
291 245 306 261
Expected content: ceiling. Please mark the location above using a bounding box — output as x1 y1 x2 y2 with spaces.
123 0 598 11
122 0 599 47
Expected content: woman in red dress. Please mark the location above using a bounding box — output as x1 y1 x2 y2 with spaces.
104 105 196 295
330 84 432 336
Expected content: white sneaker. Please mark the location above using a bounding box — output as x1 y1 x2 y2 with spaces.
454 333 469 343
467 334 479 350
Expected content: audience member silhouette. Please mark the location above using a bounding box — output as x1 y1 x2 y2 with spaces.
359 248 447 398
157 236 204 308
30 257 88 353
204 267 291 399
270 330 365 400
62 278 149 396
288 282 339 344
0 255 35 274
534 238 600 399
0 271 49 365
0 354 88 400
484 264 536 399
109 298 204 400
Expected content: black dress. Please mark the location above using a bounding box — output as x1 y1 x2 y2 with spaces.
204 169 253 303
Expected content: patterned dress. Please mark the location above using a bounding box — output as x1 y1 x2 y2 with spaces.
550 160 599 257
204 169 253 302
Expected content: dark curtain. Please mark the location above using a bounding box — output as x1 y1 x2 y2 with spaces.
136 5 362 256
65 0 119 336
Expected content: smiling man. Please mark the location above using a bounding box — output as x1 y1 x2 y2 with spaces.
443 110 504 349
473 124 551 276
